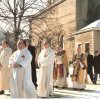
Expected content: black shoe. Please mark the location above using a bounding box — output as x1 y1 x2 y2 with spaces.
54 86 58 88
35 84 38 90
49 94 52 97
62 87 67 89
0 90 4 94
80 88 84 90
41 97 48 98
93 81 96 84
73 88 78 90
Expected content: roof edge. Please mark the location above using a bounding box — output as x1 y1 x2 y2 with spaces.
74 27 100 35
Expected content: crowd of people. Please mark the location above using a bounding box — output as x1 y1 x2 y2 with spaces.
0 37 100 98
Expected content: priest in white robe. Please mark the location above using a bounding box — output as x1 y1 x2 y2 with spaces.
9 39 37 98
0 40 12 94
37 39 55 98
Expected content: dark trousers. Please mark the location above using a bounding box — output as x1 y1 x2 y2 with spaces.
94 73 97 82
31 64 37 89
88 66 94 82
94 73 100 82
88 73 94 82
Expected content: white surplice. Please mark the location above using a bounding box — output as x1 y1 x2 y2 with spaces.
0 47 12 90
37 47 55 97
9 47 36 98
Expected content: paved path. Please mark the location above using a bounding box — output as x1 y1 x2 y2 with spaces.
0 68 100 99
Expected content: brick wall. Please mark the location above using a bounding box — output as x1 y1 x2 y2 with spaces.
54 0 100 62
31 0 100 63
93 30 100 53
76 0 88 30
54 0 76 62
55 0 76 34
75 31 93 54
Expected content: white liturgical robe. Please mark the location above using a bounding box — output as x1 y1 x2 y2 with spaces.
37 47 55 97
0 47 12 90
9 47 36 98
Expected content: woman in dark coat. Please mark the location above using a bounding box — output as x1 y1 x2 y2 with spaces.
93 51 100 84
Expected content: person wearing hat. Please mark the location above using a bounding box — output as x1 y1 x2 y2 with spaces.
37 39 55 98
72 44 88 90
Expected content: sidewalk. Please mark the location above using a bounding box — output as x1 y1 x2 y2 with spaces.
0 68 100 98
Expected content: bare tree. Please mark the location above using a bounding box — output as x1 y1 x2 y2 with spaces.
0 0 48 49
31 9 64 51
0 0 66 50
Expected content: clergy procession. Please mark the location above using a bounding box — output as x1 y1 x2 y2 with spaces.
0 37 100 98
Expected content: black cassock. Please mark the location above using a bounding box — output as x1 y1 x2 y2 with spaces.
28 44 37 88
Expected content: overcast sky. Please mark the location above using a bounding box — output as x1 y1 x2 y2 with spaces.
0 0 48 33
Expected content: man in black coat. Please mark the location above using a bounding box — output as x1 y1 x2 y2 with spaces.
85 51 94 83
28 44 38 89
93 51 100 84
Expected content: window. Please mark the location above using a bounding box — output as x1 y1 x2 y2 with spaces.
60 35 64 48
85 43 90 52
